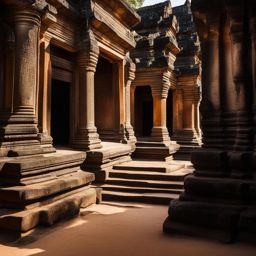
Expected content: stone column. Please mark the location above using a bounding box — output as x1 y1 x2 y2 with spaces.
123 56 136 149
190 13 230 177
251 5 256 179
151 74 171 145
0 8 44 157
38 35 55 152
177 82 201 142
221 15 237 150
228 3 254 178
74 30 101 150
130 85 136 128
251 5 256 154
200 18 223 149
9 9 41 137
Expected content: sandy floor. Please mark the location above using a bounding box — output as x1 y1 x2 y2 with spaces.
0 203 255 256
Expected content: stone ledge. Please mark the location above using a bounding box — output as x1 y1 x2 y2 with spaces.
0 187 97 233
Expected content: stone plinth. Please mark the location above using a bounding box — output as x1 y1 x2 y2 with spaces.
0 150 99 233
84 142 132 182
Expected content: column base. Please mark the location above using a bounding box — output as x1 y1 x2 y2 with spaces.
0 140 46 157
191 148 229 177
172 129 202 160
151 127 172 146
84 141 132 182
123 124 137 151
133 138 180 162
73 127 102 150
38 133 56 154
163 174 256 242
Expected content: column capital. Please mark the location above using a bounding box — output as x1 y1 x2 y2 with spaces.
77 30 99 72
125 54 136 87
151 71 170 99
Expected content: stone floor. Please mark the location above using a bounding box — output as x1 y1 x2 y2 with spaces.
0 203 255 256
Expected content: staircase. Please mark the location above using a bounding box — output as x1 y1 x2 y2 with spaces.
97 160 193 205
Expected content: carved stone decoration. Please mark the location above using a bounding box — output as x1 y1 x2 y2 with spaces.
130 1 180 162
171 1 202 160
0 5 44 157
123 53 137 150
74 29 102 150
163 0 256 243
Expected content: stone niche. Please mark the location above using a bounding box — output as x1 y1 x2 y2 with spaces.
163 0 256 243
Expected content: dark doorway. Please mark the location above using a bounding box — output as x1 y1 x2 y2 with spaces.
134 86 153 137
51 79 70 146
167 89 173 135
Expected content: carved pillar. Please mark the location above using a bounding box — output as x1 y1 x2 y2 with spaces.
251 5 256 179
123 56 136 149
220 15 237 150
12 9 40 131
251 5 256 149
0 7 44 157
194 83 201 137
228 2 254 178
130 85 135 128
176 83 201 141
164 0 256 242
74 30 101 150
38 35 55 151
189 13 229 177
200 18 223 148
151 73 171 145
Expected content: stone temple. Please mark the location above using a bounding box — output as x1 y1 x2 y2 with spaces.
0 0 255 246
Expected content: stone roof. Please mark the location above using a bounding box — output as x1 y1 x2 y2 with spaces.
173 0 201 76
131 0 179 70
135 1 175 35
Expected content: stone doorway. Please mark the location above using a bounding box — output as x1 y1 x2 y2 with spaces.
95 56 119 141
134 86 153 137
51 79 70 146
167 89 173 136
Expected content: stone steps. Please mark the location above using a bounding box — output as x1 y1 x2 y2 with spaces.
109 169 187 181
99 160 192 205
99 184 183 194
113 160 185 173
102 190 180 205
105 177 184 189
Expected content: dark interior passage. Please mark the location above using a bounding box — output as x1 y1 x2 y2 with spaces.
134 86 153 137
167 89 173 135
51 79 70 145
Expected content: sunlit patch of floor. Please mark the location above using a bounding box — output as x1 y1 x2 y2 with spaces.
0 246 44 256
